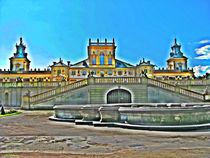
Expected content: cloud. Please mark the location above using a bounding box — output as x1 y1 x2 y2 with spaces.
193 65 210 77
199 40 210 44
195 44 210 59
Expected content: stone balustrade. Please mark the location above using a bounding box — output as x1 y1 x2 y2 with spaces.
93 77 205 101
93 77 142 84
0 81 69 88
29 79 88 105
147 78 204 101
163 79 210 86
26 77 207 108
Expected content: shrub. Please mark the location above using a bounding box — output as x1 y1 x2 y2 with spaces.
7 109 17 114
1 106 5 115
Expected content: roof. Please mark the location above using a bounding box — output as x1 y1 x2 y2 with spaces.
50 58 69 67
169 38 187 58
137 58 155 67
10 37 30 61
53 62 68 67
71 59 89 68
71 58 134 68
115 59 134 68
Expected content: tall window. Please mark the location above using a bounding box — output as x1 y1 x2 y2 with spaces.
92 55 96 65
100 53 105 65
57 70 61 76
71 71 76 76
108 57 112 65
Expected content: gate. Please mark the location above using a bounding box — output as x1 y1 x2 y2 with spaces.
107 89 131 104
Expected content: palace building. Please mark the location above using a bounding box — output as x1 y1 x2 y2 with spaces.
0 37 194 83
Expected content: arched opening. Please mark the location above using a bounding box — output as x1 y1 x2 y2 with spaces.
92 54 96 65
100 53 105 65
5 93 9 106
107 89 131 104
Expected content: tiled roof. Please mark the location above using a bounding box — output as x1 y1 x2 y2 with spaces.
71 58 134 68
71 59 89 68
115 59 134 68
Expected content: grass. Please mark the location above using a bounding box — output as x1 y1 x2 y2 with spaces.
0 111 22 118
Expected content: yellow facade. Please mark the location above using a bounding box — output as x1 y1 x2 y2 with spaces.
167 58 187 70
50 58 70 81
88 38 116 68
0 37 194 83
136 59 155 78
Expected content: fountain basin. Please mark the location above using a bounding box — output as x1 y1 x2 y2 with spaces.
51 103 210 131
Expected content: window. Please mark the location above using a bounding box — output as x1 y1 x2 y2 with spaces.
108 70 112 76
92 57 96 65
100 71 104 77
128 71 133 75
82 70 87 76
92 70 96 75
57 70 61 76
118 71 122 76
100 53 105 65
77 70 80 76
108 57 112 65
71 71 76 76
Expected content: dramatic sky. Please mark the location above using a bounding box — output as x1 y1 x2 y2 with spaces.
0 0 209 76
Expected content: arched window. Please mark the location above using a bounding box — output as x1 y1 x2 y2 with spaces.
92 55 96 65
108 57 112 65
100 53 105 65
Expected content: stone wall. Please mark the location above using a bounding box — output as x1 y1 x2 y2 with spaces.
0 87 53 107
0 79 206 109
148 86 200 103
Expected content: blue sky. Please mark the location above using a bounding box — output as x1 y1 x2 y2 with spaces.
0 0 209 76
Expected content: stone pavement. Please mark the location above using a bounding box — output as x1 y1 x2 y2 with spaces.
0 111 210 158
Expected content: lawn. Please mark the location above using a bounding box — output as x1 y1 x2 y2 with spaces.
0 111 22 118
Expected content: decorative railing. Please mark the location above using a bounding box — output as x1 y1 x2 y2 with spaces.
28 77 205 105
92 77 205 100
147 78 204 100
29 79 88 104
93 77 143 84
159 79 210 86
0 81 70 88
147 78 176 92
2 78 210 88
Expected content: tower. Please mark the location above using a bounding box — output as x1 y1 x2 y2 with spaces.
88 38 116 68
167 38 188 71
9 37 30 72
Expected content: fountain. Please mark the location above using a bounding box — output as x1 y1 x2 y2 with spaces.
49 103 210 131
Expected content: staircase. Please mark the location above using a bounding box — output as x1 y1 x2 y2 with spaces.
92 77 205 101
147 78 205 100
29 79 88 105
24 77 205 108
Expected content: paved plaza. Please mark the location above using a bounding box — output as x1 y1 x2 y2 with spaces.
0 111 210 158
